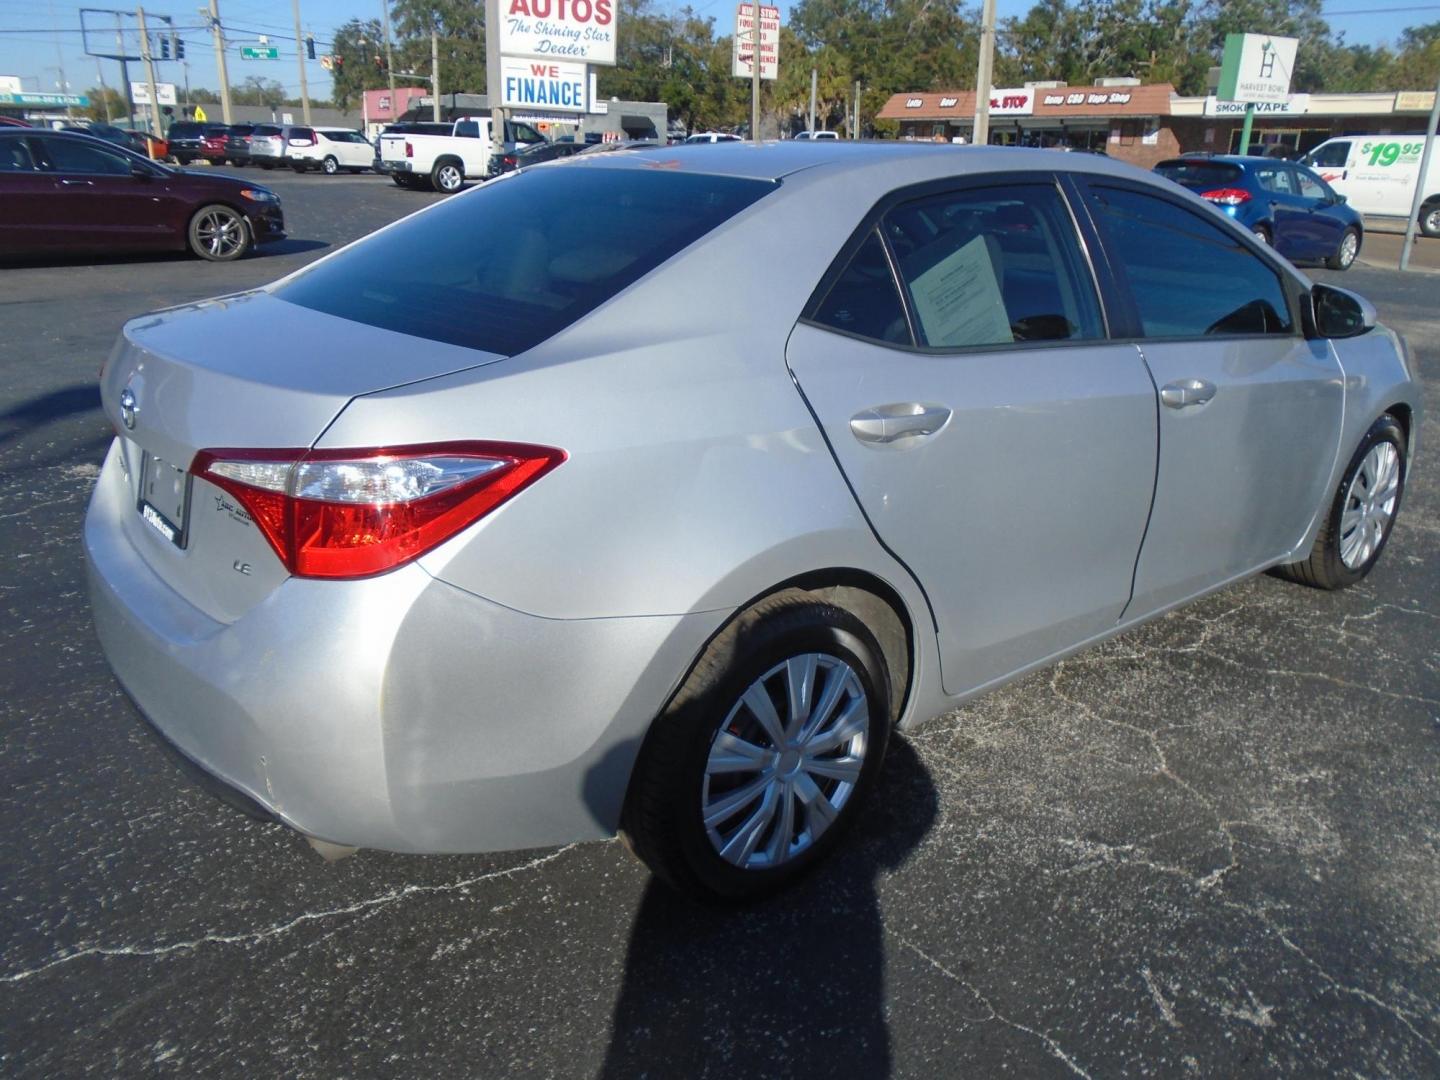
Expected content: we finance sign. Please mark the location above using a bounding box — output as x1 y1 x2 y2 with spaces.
501 58 588 112
499 0 616 65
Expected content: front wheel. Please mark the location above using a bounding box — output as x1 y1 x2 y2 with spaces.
431 160 464 195
621 594 892 903
187 204 252 262
1326 226 1360 271
1274 415 1406 589
1421 201 1440 239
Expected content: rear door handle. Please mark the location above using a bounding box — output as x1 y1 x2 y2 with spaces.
1160 379 1217 409
850 403 952 447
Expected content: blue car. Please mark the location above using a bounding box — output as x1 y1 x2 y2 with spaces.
1154 154 1363 270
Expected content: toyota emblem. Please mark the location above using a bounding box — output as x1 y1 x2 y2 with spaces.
119 386 138 430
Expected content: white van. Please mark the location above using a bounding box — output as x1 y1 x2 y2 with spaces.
1304 135 1440 236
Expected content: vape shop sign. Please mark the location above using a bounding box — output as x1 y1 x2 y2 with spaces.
499 0 617 65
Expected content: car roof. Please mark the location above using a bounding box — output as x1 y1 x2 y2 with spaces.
575 141 1157 185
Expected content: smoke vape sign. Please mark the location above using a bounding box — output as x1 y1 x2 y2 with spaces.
1217 33 1298 105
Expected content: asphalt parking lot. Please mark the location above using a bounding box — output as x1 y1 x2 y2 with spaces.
1 167 1437 1078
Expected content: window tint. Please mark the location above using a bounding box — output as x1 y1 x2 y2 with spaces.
883 184 1103 348
278 168 774 355
167 122 201 138
455 120 481 138
1308 141 1350 168
1153 160 1242 189
204 125 230 137
289 127 315 141
253 125 281 137
1089 185 1293 338
1254 165 1294 195
0 138 35 171
40 137 131 175
812 230 911 345
514 123 544 143
1292 166 1326 200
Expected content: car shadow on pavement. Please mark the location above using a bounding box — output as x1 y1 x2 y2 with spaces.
0 384 100 448
597 736 937 1079
0 238 329 270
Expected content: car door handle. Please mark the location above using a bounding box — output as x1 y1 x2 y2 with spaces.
59 178 94 186
850 403 952 447
1160 379 1217 409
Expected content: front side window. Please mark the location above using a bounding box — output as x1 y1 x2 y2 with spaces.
514 123 544 143
277 168 775 355
1308 141 1351 169
1089 185 1293 338
883 184 1104 348
1291 167 1327 200
39 137 131 176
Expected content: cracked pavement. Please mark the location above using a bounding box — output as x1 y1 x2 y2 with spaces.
1 172 1437 1077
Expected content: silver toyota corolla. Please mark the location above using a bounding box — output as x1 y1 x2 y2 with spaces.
87 144 1421 901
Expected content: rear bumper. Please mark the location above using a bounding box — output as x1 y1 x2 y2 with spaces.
375 159 411 175
84 442 721 853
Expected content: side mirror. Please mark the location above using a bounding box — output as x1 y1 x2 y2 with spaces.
1308 283 1375 339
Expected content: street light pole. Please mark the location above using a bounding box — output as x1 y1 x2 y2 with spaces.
205 0 234 124
1400 73 1440 272
136 6 163 137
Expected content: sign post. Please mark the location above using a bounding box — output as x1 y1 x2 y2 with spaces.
732 3 777 142
1400 73 1440 272
492 0 618 145
1217 33 1298 155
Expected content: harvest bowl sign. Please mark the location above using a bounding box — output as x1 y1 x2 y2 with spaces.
499 0 617 65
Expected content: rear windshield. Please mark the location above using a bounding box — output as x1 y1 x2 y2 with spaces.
277 167 775 355
253 125 281 136
229 125 254 135
204 125 229 136
1154 160 1243 188
168 122 201 137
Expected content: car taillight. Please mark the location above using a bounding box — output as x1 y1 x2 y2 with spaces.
405 140 414 157
191 442 566 579
1200 187 1252 206
503 155 517 167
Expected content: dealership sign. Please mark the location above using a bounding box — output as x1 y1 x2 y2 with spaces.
1217 33 1298 105
500 58 587 112
499 0 616 65
1204 93 1308 117
732 3 779 81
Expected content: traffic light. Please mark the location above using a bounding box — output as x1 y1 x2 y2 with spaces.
160 34 170 60
306 35 315 60
175 37 185 60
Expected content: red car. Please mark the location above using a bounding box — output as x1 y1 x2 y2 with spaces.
0 129 284 261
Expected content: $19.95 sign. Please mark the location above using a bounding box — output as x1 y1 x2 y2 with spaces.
501 58 587 112
499 0 616 65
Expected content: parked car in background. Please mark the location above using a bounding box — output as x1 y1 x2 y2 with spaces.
224 123 256 166
0 116 30 127
63 123 168 161
684 131 743 144
0 129 283 261
377 116 546 193
84 143 1418 903
489 138 585 176
794 130 839 140
1303 135 1440 237
167 121 230 165
248 124 317 169
576 139 662 156
1154 154 1364 270
289 127 375 174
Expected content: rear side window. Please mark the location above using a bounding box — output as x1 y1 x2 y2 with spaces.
277 168 775 355
1089 185 1293 338
1254 165 1294 194
883 183 1103 348
812 230 911 345
1154 160 1242 188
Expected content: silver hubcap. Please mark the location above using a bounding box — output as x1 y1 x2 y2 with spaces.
1339 231 1358 266
324 157 337 173
702 653 869 870
1340 441 1400 569
195 210 243 257
439 166 460 190
1425 208 1440 234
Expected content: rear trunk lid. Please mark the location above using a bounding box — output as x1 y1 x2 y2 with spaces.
99 289 506 621
379 134 408 163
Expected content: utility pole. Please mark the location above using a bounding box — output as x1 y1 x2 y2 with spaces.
484 0 504 140
852 80 860 139
47 0 70 115
972 0 996 145
750 2 760 143
95 59 113 121
808 66 816 134
136 7 162 137
1400 73 1440 271
381 0 396 115
431 28 440 121
116 13 135 125
292 0 311 124
205 0 233 124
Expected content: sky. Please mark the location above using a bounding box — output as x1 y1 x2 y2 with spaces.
1 0 1437 107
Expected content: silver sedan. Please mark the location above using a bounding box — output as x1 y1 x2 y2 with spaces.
86 143 1421 902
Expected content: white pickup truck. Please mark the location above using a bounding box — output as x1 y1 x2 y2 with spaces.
377 117 548 194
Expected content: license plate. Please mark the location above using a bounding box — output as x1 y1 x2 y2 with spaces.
137 452 191 549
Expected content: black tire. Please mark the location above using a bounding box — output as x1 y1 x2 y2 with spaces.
259 161 274 170
322 155 339 175
1421 201 1440 239
186 204 252 262
291 161 307 173
1326 226 1360 271
229 158 246 167
431 158 465 195
621 593 892 903
392 173 419 189
1251 224 1272 245
1274 414 1406 590
174 154 193 165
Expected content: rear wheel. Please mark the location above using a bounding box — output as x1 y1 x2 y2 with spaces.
621 594 891 903
1421 201 1440 239
291 161 307 173
322 155 340 175
187 204 252 262
1274 414 1405 589
1326 226 1360 271
431 159 464 195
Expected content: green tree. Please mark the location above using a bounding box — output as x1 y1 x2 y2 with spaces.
330 18 388 110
